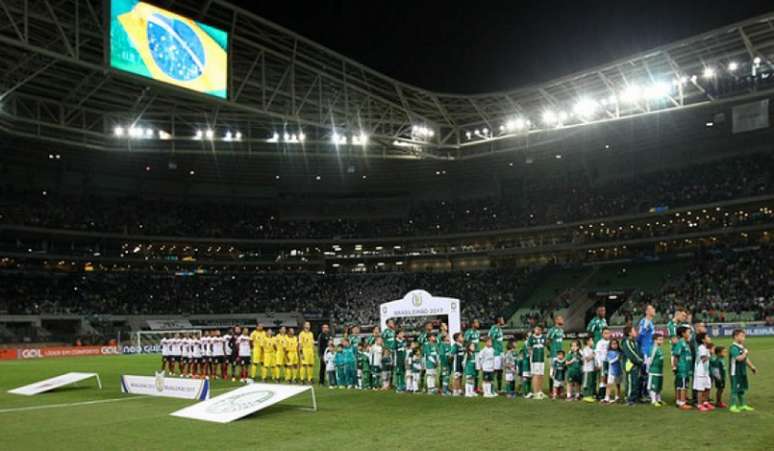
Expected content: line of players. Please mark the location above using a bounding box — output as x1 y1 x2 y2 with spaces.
159 323 316 383
159 329 245 380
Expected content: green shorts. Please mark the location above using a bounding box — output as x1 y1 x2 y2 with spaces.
675 374 690 390
731 374 748 393
647 374 663 393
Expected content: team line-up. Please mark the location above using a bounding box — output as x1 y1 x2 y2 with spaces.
157 306 758 413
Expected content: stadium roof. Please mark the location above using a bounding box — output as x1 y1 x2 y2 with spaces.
0 0 773 159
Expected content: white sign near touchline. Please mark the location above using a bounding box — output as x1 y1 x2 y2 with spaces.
8 372 102 396
170 383 316 423
120 374 210 400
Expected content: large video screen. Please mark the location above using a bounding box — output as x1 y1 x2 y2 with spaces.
110 0 228 98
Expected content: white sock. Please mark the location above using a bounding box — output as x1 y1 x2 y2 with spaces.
427 376 436 391
650 391 657 403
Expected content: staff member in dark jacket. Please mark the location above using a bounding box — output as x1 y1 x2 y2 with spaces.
621 325 645 406
317 324 330 384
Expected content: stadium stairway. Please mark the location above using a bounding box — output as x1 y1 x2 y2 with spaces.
560 267 600 332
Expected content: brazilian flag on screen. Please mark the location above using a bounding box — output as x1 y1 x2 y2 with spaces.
110 0 228 98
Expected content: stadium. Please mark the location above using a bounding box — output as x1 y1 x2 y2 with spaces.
1 0 773 449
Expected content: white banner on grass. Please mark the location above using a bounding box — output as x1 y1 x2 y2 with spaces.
8 372 101 396
120 373 210 400
170 383 315 423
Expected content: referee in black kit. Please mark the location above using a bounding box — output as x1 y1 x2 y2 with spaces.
317 324 330 384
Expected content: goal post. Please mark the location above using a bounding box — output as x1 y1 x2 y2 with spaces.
131 329 202 354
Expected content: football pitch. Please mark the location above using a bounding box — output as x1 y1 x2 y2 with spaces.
1 337 773 451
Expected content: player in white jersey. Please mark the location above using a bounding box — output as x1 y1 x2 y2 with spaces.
236 328 252 382
594 328 611 399
200 332 212 379
160 337 170 372
180 335 191 377
169 334 182 375
211 330 226 380
190 335 202 378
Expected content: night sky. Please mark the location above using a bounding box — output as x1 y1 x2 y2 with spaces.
239 0 773 93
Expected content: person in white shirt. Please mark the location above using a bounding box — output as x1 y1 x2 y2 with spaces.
324 343 336 388
160 337 170 372
369 338 384 390
236 328 252 383
181 335 192 377
594 328 611 399
693 333 714 411
191 335 202 378
478 338 497 398
170 334 182 375
581 337 596 402
211 330 226 380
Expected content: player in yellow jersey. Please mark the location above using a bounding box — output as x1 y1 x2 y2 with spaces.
260 328 275 381
285 328 300 383
299 321 315 384
249 323 266 379
273 326 287 380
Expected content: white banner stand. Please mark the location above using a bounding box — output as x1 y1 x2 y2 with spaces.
170 383 316 423
380 289 461 338
9 372 102 396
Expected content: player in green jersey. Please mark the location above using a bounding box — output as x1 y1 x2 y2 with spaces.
526 325 547 399
566 340 583 400
451 332 466 396
666 307 686 351
729 329 758 413
357 343 371 390
437 332 452 395
488 316 505 391
672 327 693 409
423 334 440 394
710 345 727 408
551 350 567 400
546 316 565 392
621 325 645 406
463 342 478 397
586 306 607 345
647 334 666 407
381 320 397 388
365 326 379 346
518 337 532 397
393 330 407 392
464 320 482 392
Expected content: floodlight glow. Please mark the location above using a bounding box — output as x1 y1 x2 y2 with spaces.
542 110 557 125
690 74 698 83
205 129 214 139
283 132 290 142
482 128 489 134
194 129 203 140
465 131 472 140
144 128 154 138
224 131 233 141
753 56 761 65
558 112 568 122
267 132 279 143
298 132 306 142
573 97 598 117
114 126 125 137
235 131 242 141
620 84 642 103
702 67 715 79
644 82 671 100
728 61 738 71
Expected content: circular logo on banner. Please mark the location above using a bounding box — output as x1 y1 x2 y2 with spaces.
205 390 275 414
451 302 457 311
412 293 423 307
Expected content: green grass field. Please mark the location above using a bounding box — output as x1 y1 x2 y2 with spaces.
2 337 774 450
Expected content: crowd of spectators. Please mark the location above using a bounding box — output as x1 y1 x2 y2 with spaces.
615 246 774 322
0 268 530 326
1 153 771 239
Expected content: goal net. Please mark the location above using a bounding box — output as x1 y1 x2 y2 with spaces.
131 329 202 354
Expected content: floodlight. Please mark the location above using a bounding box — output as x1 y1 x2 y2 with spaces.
573 97 598 117
194 129 203 140
753 56 761 65
542 111 557 124
702 67 715 79
114 126 124 137
235 131 242 141
205 129 214 139
728 61 738 71
620 84 642 103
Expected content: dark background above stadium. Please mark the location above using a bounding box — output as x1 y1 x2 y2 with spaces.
246 0 774 93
